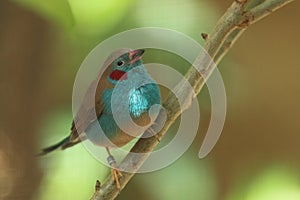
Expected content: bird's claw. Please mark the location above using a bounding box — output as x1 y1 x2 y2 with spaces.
111 167 122 191
106 149 123 191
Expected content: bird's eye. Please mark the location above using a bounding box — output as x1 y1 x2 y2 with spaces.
117 61 124 67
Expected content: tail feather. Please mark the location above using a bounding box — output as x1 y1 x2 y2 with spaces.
37 136 70 156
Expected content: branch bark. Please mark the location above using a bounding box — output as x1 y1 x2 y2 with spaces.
91 0 295 199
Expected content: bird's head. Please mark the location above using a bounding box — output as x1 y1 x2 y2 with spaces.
107 49 145 83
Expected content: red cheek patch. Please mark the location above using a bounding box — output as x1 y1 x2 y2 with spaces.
109 70 128 81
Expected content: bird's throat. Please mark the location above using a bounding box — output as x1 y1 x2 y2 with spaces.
109 70 128 81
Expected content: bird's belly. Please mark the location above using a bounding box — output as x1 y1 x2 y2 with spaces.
85 83 161 147
85 114 139 147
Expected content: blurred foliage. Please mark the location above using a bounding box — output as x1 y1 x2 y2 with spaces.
227 166 300 200
13 0 74 30
69 0 134 37
135 154 217 200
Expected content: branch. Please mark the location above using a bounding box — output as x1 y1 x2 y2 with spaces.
91 0 295 199
245 0 295 26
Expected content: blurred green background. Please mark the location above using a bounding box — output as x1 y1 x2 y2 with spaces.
0 0 300 200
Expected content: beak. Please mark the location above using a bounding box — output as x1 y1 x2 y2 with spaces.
129 49 145 64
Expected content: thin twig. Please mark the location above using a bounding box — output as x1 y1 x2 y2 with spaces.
245 0 295 26
92 0 295 199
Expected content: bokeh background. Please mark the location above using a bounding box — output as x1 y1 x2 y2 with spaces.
1 0 300 199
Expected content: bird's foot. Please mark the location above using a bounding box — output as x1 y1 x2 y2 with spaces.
106 149 123 191
111 166 123 191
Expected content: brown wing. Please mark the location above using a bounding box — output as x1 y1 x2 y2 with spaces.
69 68 114 142
69 48 131 143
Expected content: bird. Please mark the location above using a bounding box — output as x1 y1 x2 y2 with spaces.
39 48 161 190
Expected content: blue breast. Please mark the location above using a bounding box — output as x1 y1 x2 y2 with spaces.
102 83 160 118
128 83 160 118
